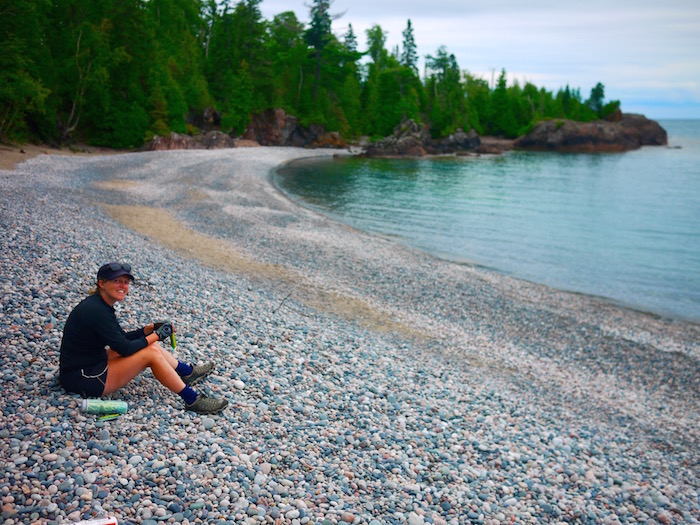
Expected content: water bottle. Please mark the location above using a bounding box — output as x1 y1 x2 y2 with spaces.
72 517 118 525
81 399 128 415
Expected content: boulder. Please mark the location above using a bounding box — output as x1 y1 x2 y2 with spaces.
188 107 221 131
143 132 199 151
243 108 344 147
199 131 236 149
619 113 667 146
244 108 300 146
141 131 235 151
431 128 480 154
141 108 345 151
287 123 328 148
364 118 428 156
363 119 480 157
310 131 347 149
514 114 667 152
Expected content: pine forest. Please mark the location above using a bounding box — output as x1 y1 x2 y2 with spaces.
0 0 621 148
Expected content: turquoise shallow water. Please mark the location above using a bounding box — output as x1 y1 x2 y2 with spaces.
274 120 700 322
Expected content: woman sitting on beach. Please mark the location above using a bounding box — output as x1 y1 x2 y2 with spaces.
59 262 227 414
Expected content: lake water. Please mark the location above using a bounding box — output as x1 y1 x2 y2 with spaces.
274 120 700 323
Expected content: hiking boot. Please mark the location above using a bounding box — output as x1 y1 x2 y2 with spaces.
185 393 227 414
182 362 214 386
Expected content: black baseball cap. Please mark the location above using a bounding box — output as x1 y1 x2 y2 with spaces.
97 262 134 281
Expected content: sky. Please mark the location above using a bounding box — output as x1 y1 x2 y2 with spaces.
258 0 700 119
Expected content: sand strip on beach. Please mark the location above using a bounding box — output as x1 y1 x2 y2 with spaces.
103 203 423 339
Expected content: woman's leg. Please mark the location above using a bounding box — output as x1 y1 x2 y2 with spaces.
103 343 185 396
155 344 179 369
110 345 180 369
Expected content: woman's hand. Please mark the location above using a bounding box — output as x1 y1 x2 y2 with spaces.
150 320 174 333
154 322 174 342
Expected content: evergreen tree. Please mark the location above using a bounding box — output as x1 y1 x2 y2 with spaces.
425 46 467 137
343 23 358 54
464 73 490 134
586 82 605 116
362 24 389 136
305 0 333 101
365 24 388 69
401 19 418 73
489 69 518 137
561 85 572 117
206 0 268 130
45 0 122 144
236 0 268 111
375 65 421 136
337 24 363 136
0 0 50 141
520 82 541 123
267 11 307 111
302 0 356 131
4 1 631 147
220 61 252 133
84 0 152 147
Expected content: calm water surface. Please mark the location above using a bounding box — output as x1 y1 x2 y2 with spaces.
274 120 700 322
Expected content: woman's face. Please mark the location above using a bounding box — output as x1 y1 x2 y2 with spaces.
99 276 131 305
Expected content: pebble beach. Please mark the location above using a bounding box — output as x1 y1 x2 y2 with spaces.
0 146 698 525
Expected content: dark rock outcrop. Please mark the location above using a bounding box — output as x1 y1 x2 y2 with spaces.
619 113 668 146
364 119 430 156
514 114 667 152
143 108 346 151
310 131 346 149
475 137 515 155
199 131 236 149
363 118 480 157
243 108 346 148
142 131 236 151
187 107 221 132
244 108 300 146
143 132 199 151
432 128 481 154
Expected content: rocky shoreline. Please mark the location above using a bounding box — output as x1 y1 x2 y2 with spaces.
0 148 698 525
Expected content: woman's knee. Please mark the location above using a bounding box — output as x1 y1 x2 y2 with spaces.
142 343 170 365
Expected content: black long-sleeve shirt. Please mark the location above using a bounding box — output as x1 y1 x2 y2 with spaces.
59 293 148 378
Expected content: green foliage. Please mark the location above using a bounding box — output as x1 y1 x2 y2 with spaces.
425 47 468 138
587 82 605 116
602 100 621 119
5 2 624 147
401 20 418 73
0 0 51 142
343 24 358 54
463 74 490 135
305 0 333 102
220 62 253 134
487 70 518 137
365 25 389 70
373 66 421 136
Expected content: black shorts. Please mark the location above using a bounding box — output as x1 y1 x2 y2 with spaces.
60 362 108 398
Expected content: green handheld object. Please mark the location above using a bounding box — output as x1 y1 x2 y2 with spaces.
98 413 122 421
170 333 176 349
